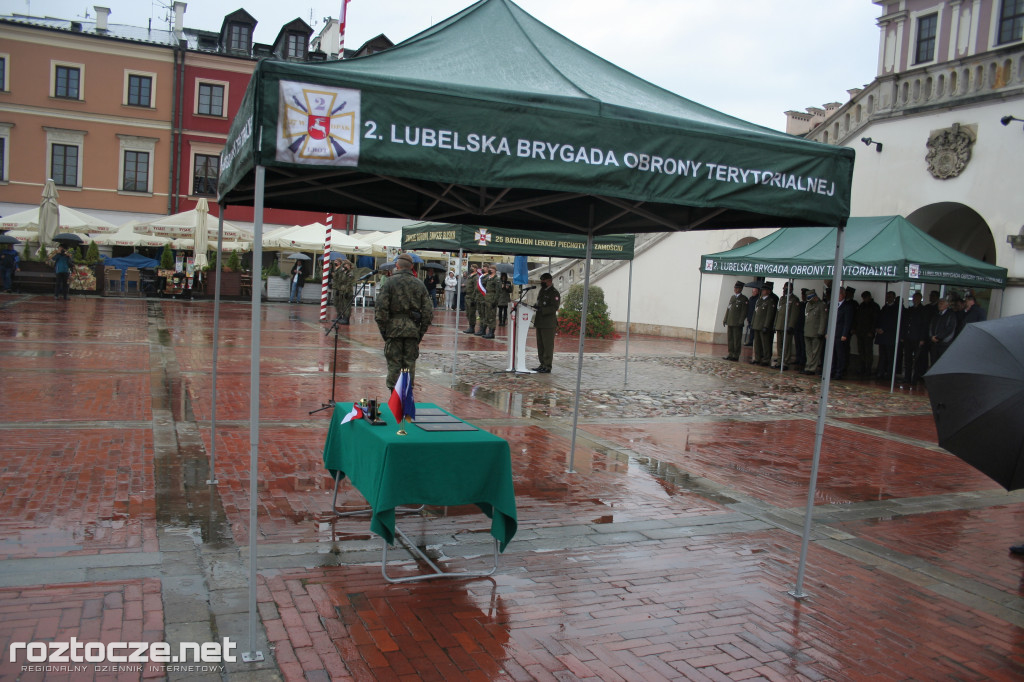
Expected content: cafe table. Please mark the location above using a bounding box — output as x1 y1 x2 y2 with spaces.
322 402 517 582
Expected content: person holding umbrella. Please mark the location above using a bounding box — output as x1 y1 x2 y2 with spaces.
47 244 74 300
0 238 19 293
288 259 306 303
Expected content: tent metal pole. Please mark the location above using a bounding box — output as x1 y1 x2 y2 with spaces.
567 220 595 474
692 272 703 358
451 248 463 388
207 209 225 485
625 259 633 383
243 166 265 663
791 223 846 600
890 282 905 393
780 278 793 373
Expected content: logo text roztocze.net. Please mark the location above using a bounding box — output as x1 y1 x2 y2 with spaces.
10 637 237 664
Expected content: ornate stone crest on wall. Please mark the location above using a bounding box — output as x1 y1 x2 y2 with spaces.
925 123 976 179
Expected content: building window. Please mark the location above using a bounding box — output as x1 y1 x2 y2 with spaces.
193 154 219 196
52 144 79 186
999 0 1024 44
117 134 157 194
914 14 938 64
286 33 306 59
54 65 81 99
197 82 225 117
0 55 7 92
228 23 251 52
126 73 153 107
0 138 6 182
122 151 149 192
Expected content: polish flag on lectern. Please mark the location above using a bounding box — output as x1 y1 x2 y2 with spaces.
387 371 416 423
340 403 364 424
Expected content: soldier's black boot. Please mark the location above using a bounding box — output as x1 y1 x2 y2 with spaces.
463 326 476 334
483 327 495 339
475 326 487 336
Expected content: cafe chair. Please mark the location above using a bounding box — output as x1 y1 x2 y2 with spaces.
124 268 143 297
104 267 122 296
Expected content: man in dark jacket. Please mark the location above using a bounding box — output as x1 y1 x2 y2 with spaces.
853 291 880 376
873 291 899 379
831 286 854 379
902 292 930 384
928 295 959 364
375 253 434 390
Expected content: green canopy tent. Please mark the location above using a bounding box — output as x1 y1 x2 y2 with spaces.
401 222 637 384
214 0 855 646
696 215 1007 391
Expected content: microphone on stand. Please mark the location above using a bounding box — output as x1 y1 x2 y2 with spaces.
520 285 537 291
357 270 377 281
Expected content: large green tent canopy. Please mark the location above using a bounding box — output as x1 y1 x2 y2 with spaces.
700 216 1007 288
218 0 854 235
402 223 634 259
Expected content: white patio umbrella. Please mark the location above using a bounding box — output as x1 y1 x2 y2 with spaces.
0 201 118 235
88 221 171 248
267 223 369 254
36 180 60 257
135 207 243 241
194 198 210 268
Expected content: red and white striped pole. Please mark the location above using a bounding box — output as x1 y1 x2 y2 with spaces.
320 215 332 321
337 0 350 59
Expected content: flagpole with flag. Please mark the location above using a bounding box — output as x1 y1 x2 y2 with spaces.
388 369 415 435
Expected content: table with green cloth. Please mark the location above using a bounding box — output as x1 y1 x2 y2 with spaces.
323 402 518 552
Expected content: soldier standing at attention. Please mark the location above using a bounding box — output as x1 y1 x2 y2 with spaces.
772 282 800 370
721 280 748 361
330 258 356 324
463 264 481 334
532 273 561 373
751 282 776 366
801 289 828 375
375 253 434 391
480 263 499 339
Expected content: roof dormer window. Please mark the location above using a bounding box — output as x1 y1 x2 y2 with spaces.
285 33 306 59
228 22 251 53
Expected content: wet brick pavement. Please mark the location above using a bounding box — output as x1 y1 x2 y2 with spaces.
0 294 1021 681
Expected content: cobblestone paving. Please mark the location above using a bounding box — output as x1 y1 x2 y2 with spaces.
0 295 1021 682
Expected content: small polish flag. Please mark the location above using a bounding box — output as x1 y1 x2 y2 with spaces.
476 273 487 296
340 404 364 424
387 371 416 423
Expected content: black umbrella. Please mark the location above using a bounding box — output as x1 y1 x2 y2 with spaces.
496 263 515 274
0 234 19 245
421 262 446 271
924 314 1024 490
378 262 397 271
53 233 84 244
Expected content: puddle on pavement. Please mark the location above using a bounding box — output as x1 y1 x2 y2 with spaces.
632 454 738 505
454 382 573 418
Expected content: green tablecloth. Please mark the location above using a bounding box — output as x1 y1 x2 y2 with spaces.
323 402 518 551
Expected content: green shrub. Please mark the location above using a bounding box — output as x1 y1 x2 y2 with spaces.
226 250 241 272
82 241 99 265
159 247 174 270
555 283 615 338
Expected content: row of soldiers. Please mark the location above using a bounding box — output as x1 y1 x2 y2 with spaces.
722 280 985 381
462 263 513 339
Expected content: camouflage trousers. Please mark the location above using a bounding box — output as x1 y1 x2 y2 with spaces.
333 291 353 318
384 337 420 390
480 301 495 328
465 299 478 328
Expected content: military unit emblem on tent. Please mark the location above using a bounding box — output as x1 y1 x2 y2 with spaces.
277 81 361 166
475 228 491 246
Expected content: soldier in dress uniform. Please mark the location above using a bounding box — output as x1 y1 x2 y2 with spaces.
375 253 434 390
721 280 748 361
772 283 800 369
462 264 481 334
750 281 777 366
801 289 828 375
532 273 561 373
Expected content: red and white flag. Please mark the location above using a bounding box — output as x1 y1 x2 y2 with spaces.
476 273 487 296
340 403 364 424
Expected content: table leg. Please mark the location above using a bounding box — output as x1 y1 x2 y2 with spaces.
328 470 424 517
381 526 499 583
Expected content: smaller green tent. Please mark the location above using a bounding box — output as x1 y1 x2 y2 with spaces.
700 215 1006 289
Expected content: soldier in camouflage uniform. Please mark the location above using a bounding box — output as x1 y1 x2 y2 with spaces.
330 258 356 324
463 264 481 334
479 263 499 339
801 289 828 375
772 282 801 369
532 273 561 373
375 253 434 390
721 280 748 361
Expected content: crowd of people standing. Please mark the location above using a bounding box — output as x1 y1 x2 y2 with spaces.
723 280 986 382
